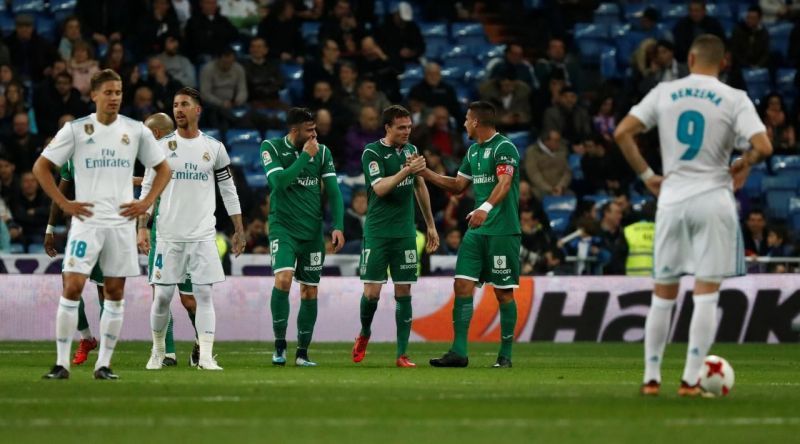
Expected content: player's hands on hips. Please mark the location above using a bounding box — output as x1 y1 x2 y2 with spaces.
44 233 57 257
729 158 751 191
137 228 150 255
425 226 440 253
60 200 94 221
644 175 664 197
231 230 246 257
331 229 345 253
466 209 488 228
119 199 151 219
303 136 319 158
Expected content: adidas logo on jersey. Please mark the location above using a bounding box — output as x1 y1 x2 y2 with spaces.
170 152 178 158
86 138 95 144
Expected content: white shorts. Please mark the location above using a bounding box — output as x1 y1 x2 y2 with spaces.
62 224 140 278
654 188 745 283
149 240 225 285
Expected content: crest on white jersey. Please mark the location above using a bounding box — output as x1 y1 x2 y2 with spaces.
84 124 94 135
310 252 322 266
202 152 211 162
262 150 272 164
168 140 177 151
121 134 130 145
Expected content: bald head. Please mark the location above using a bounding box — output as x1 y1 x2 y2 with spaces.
688 34 725 70
144 112 175 140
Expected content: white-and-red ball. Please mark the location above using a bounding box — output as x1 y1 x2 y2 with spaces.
699 355 735 397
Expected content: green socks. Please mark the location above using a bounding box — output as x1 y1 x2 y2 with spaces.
395 295 412 357
359 295 379 337
165 312 175 354
297 298 318 350
77 297 89 331
499 300 517 359
271 288 290 344
451 296 473 357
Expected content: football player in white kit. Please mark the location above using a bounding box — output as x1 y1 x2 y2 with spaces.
34 69 172 380
138 87 245 371
615 35 773 396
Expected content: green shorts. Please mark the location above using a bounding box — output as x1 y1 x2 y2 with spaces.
148 235 193 294
359 236 418 284
89 263 104 286
454 231 521 289
269 228 325 286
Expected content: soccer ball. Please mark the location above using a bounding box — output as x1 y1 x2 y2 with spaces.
699 355 735 397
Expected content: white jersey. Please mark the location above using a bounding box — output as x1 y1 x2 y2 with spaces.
629 73 766 206
141 130 231 242
41 113 165 227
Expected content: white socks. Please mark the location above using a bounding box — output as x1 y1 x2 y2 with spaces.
151 285 175 355
682 292 720 384
193 284 215 362
79 328 93 340
95 299 124 370
643 295 675 383
56 297 80 368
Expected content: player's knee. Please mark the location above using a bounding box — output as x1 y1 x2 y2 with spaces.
363 283 382 299
453 279 474 296
300 285 318 299
394 284 411 297
274 272 293 290
495 290 514 304
180 294 196 311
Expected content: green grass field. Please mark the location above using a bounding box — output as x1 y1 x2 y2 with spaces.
0 341 798 443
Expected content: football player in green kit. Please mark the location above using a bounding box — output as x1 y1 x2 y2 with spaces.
351 105 439 368
418 101 521 368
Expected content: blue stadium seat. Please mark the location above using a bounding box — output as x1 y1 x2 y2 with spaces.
661 4 687 21
742 166 765 200
630 195 654 212
574 23 612 64
440 66 465 87
547 209 572 235
245 172 268 189
201 128 221 140
451 22 484 38
0 14 15 37
506 131 530 152
594 3 620 25
584 194 611 208
301 21 320 45
474 44 505 64
264 129 283 140
463 67 487 86
742 68 771 104
229 144 260 169
776 68 796 94
789 198 800 231
420 22 448 38
424 36 449 59
49 0 76 14
338 178 353 208
441 45 476 68
600 47 619 79
771 155 800 174
35 15 56 42
226 129 261 146
623 4 646 20
455 84 472 110
762 175 800 192
767 22 793 60
231 105 250 120
543 195 577 212
766 190 794 220
706 3 733 19
11 0 46 14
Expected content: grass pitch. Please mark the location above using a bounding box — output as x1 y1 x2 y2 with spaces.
0 341 798 443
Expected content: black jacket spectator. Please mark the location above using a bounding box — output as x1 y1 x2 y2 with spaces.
4 113 44 172
672 1 726 62
5 15 57 82
34 72 89 137
257 1 305 62
75 0 135 45
183 4 239 63
243 38 284 104
409 63 463 122
375 6 426 64
729 7 770 69
319 0 366 59
12 172 50 248
132 0 181 58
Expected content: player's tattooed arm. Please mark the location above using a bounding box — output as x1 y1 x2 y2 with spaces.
731 132 773 190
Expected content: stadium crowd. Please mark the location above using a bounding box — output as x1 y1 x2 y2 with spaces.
0 0 797 276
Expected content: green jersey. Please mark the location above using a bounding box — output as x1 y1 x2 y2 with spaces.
60 160 74 181
362 140 418 238
260 136 337 240
457 133 520 236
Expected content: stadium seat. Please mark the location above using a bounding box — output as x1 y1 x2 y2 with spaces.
49 0 76 15
35 15 56 42
301 21 320 45
450 22 488 48
789 197 800 231
661 4 688 21
440 66 465 87
424 36 449 60
584 194 611 208
245 172 268 189
201 128 221 140
454 84 472 110
771 155 800 174
766 190 794 220
574 23 612 64
0 14 15 37
706 3 733 19
506 131 530 153
776 68 796 97
594 3 621 25
630 195 654 212
600 47 619 79
547 209 572 235
766 22 793 61
11 0 46 14
228 144 260 169
742 68 771 104
623 4 646 20
441 45 476 69
615 29 647 67
226 129 261 146
420 22 448 38
264 129 283 140
543 195 577 212
474 44 505 64
231 106 250 120
762 175 800 193
463 67 487 86
742 166 765 200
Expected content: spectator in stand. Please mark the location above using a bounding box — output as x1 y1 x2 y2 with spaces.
580 136 612 194
357 36 402 102
57 16 83 62
375 1 426 64
488 43 538 90
612 189 639 227
743 209 769 257
34 72 88 137
293 0 325 21
531 68 566 128
258 0 305 63
343 188 366 253
309 80 352 133
336 61 358 102
5 82 28 118
184 0 239 64
438 227 462 256
199 47 248 130
542 86 592 146
0 96 13 138
760 0 800 24
524 129 572 200
171 0 192 28
219 0 260 29
243 37 283 106
636 7 673 42
75 0 132 48
4 113 43 172
598 201 626 275
133 0 180 58
409 62 462 122
534 37 582 93
315 108 345 166
67 40 100 100
672 0 726 62
320 0 365 59
343 105 382 176
766 225 793 257
0 64 18 97
420 147 451 215
410 105 462 160
11 171 50 252
0 41 9 68
5 14 57 82
560 216 610 275
637 40 688 95
0 153 20 209
123 85 156 121
244 216 270 254
719 49 746 90
343 78 390 120
102 41 135 87
761 93 797 153
303 39 341 102
132 57 182 112
156 35 197 88
519 208 555 275
730 6 770 69
479 68 531 132
592 96 616 144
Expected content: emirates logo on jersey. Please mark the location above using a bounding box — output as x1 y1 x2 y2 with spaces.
121 134 130 145
202 152 211 162
168 140 177 151
84 124 94 135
